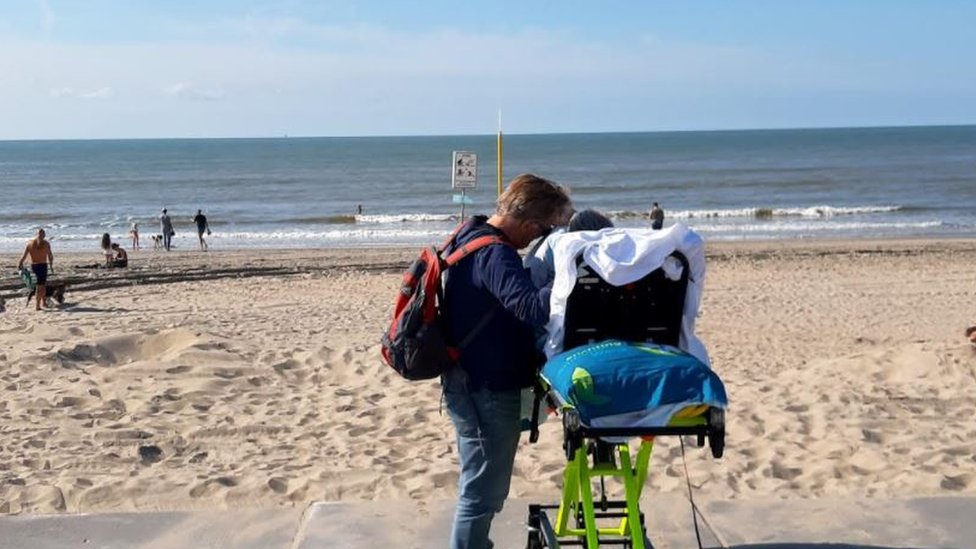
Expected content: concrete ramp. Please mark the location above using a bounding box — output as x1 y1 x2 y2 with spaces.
0 496 972 548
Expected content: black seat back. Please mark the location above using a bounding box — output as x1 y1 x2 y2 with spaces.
562 251 690 351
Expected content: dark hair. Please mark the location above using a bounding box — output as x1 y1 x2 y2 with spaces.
101 233 111 250
568 209 614 232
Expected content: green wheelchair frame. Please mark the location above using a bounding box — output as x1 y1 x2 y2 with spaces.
526 398 725 549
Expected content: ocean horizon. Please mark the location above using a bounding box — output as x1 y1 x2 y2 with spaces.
1 124 974 252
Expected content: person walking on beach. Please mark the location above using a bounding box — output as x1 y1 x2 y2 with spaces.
16 228 54 311
193 209 210 251
650 201 665 230
441 173 573 549
159 209 174 251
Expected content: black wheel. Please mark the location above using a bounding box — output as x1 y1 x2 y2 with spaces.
708 408 725 459
527 504 545 549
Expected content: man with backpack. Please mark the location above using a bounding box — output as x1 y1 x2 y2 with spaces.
440 173 572 549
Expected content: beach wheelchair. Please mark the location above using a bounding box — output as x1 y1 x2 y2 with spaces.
526 226 727 549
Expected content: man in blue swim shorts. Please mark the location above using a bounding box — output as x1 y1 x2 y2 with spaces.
17 228 54 311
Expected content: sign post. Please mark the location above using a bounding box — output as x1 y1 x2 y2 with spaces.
497 109 503 197
452 151 477 222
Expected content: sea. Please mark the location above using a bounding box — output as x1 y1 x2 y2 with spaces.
1 125 974 252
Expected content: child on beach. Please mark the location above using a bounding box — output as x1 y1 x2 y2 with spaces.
130 222 140 250
101 233 114 267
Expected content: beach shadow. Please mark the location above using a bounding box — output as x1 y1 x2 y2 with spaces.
59 304 130 314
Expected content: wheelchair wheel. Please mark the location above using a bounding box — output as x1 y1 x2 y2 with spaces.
708 407 725 459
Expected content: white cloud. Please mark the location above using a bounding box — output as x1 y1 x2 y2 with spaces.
80 87 114 99
163 82 225 101
49 87 74 98
49 86 115 99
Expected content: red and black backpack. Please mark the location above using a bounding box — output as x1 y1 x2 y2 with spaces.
381 222 509 380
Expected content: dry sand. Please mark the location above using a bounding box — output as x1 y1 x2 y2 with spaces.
1 239 975 515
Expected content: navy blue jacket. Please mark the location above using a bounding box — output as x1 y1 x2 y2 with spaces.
443 216 550 391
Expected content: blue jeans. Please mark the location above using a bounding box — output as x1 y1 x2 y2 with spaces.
442 367 522 549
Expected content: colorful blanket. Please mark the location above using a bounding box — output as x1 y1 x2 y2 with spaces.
542 339 727 429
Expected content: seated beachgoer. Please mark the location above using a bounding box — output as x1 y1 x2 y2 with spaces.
967 326 976 344
110 243 128 268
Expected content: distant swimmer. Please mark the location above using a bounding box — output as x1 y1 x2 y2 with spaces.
650 201 665 230
16 228 54 311
357 204 364 215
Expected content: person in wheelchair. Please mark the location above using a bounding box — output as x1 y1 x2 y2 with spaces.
524 208 614 290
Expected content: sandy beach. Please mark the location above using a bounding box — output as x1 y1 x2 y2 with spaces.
1 239 975 515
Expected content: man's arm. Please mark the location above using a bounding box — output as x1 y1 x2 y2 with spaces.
47 244 54 271
477 246 551 328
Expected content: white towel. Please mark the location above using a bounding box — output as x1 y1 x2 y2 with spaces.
543 222 710 366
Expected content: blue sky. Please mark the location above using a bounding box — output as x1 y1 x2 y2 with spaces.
2 1 975 139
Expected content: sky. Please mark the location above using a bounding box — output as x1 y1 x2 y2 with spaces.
1 0 975 139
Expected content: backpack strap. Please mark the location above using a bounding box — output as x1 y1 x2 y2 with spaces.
442 235 508 266
438 219 473 252
440 234 512 354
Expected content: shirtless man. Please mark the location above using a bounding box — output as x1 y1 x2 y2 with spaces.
17 228 54 311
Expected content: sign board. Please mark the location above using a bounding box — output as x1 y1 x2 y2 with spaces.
452 151 477 189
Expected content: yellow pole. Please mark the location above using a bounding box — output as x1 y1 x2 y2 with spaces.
496 109 503 197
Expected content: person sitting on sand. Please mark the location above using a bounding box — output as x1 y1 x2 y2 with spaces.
110 243 128 268
967 326 976 344
101 233 114 267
